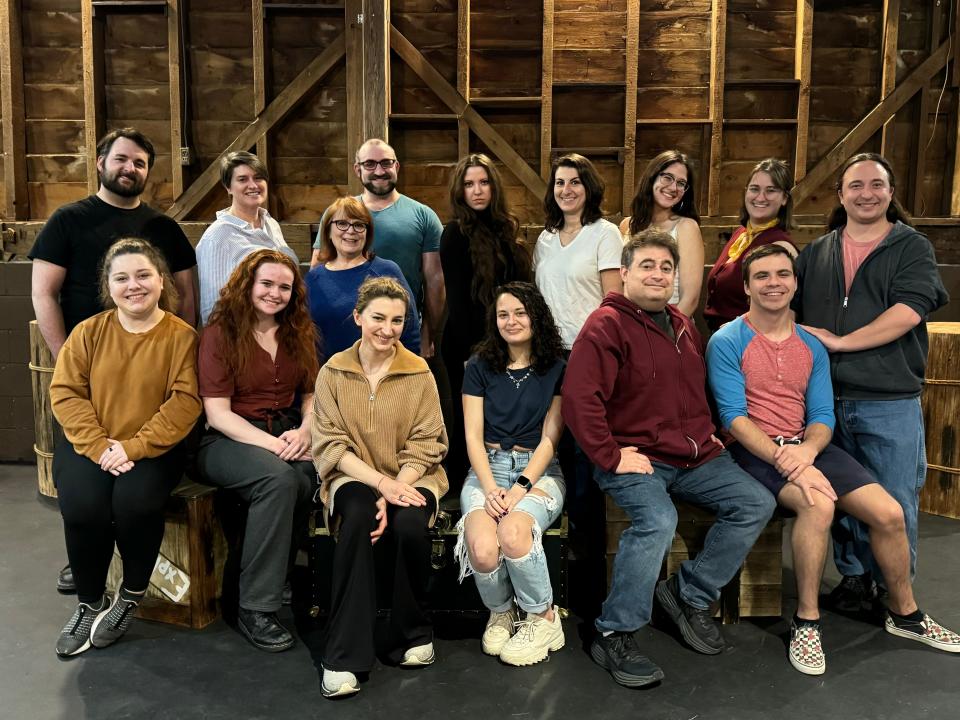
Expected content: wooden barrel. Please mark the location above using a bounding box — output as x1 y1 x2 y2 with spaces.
29 321 57 499
920 322 960 519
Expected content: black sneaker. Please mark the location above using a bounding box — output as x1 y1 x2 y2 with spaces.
90 591 140 649
826 574 874 614
590 632 664 688
655 574 725 655
56 595 108 657
237 607 295 652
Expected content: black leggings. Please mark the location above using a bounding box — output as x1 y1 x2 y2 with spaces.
54 439 184 604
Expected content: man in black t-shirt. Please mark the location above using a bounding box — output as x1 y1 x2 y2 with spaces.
28 128 198 594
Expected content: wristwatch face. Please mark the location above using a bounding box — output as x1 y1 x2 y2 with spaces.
515 476 532 490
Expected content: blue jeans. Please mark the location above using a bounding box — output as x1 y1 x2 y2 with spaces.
832 397 926 581
595 452 775 633
456 449 565 614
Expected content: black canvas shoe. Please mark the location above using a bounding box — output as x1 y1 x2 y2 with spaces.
590 632 664 688
655 574 725 654
827 574 874 614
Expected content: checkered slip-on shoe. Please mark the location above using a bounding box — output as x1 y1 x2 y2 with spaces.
789 619 826 675
885 613 960 653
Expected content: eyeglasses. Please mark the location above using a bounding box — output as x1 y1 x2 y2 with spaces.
333 220 368 233
358 158 397 171
658 172 689 191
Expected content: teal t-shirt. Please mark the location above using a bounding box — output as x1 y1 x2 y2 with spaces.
314 194 442 308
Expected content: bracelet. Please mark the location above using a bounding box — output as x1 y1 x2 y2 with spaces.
377 476 386 493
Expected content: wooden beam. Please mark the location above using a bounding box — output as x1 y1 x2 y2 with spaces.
81 1 106 194
793 39 951 208
621 0 639 214
0 0 28 219
793 0 813 183
706 0 727 216
166 34 346 220
457 0 470 158
168 0 185 201
390 25 545 199
879 0 901 157
909 2 945 216
540 0 554 181
347 0 389 192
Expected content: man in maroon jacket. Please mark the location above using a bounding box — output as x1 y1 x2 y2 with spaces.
564 229 776 688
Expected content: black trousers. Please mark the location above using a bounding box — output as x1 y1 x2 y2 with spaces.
323 481 437 672
54 438 184 604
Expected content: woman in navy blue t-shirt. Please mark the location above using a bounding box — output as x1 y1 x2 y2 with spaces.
454 281 567 666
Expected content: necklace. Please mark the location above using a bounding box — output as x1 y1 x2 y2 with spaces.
505 366 533 390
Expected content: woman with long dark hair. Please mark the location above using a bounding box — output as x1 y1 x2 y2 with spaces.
703 158 798 331
455 281 566 666
620 149 704 317
197 248 319 653
441 153 533 482
51 237 201 657
313 277 448 698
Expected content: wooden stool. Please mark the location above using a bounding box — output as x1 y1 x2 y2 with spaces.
605 496 782 623
919 322 960 519
107 479 228 629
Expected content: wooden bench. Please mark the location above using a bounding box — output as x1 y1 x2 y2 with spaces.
605 496 783 624
107 479 228 629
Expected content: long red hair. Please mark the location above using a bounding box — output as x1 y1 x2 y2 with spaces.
207 249 320 387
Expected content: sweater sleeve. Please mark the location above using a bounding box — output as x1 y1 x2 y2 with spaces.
50 324 112 462
561 312 625 473
121 329 202 461
311 367 359 480
890 234 949 318
397 374 448 478
705 325 750 430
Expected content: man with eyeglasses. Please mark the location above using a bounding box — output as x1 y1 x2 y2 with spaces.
310 139 445 357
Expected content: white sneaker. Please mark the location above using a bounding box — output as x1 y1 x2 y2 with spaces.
400 642 435 667
482 607 518 656
498 606 565 666
321 667 359 698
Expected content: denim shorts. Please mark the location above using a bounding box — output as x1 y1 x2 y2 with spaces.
460 448 565 532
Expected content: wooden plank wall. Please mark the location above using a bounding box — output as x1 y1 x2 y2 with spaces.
0 0 958 233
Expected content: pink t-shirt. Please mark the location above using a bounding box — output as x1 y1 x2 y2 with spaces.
842 228 887 294
740 320 814 439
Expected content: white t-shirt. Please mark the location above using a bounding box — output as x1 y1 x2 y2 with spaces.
534 218 623 348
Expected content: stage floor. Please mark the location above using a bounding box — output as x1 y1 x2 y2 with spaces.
2 463 958 720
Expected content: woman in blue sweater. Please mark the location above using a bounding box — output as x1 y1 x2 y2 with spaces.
306 197 420 357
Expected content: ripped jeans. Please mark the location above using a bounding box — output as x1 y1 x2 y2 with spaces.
455 449 565 614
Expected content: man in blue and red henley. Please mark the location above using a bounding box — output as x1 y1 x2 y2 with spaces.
563 229 775 688
707 244 960 677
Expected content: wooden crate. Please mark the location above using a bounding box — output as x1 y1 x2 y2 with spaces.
605 496 782 623
107 480 228 629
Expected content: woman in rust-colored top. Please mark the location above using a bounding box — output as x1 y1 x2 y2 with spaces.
703 158 798 332
196 249 319 653
50 238 201 658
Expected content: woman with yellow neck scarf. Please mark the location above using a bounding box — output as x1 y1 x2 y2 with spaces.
703 158 798 332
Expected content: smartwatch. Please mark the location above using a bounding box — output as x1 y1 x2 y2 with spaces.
514 475 533 493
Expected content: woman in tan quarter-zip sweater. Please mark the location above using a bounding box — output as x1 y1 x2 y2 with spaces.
312 276 447 699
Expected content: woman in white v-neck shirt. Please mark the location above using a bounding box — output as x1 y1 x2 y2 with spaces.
533 153 623 349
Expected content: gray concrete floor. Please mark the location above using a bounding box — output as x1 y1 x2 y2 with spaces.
2 462 959 720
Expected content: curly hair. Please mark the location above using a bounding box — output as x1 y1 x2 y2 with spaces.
475 281 565 375
543 153 606 232
448 153 532 307
628 149 700 235
207 249 319 386
827 152 912 231
98 237 179 313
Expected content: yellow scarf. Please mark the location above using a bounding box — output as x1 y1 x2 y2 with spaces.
726 218 779 262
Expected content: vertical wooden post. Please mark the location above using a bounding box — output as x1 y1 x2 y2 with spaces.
909 2 944 216
347 0 390 192
952 2 960 215
539 0 554 181
81 0 106 194
457 0 470 158
0 0 28 219
793 0 813 184
706 0 727 216
621 0 640 215
251 0 277 214
168 0 185 202
879 0 901 157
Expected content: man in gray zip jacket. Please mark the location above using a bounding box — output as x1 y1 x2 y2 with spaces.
793 152 948 614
